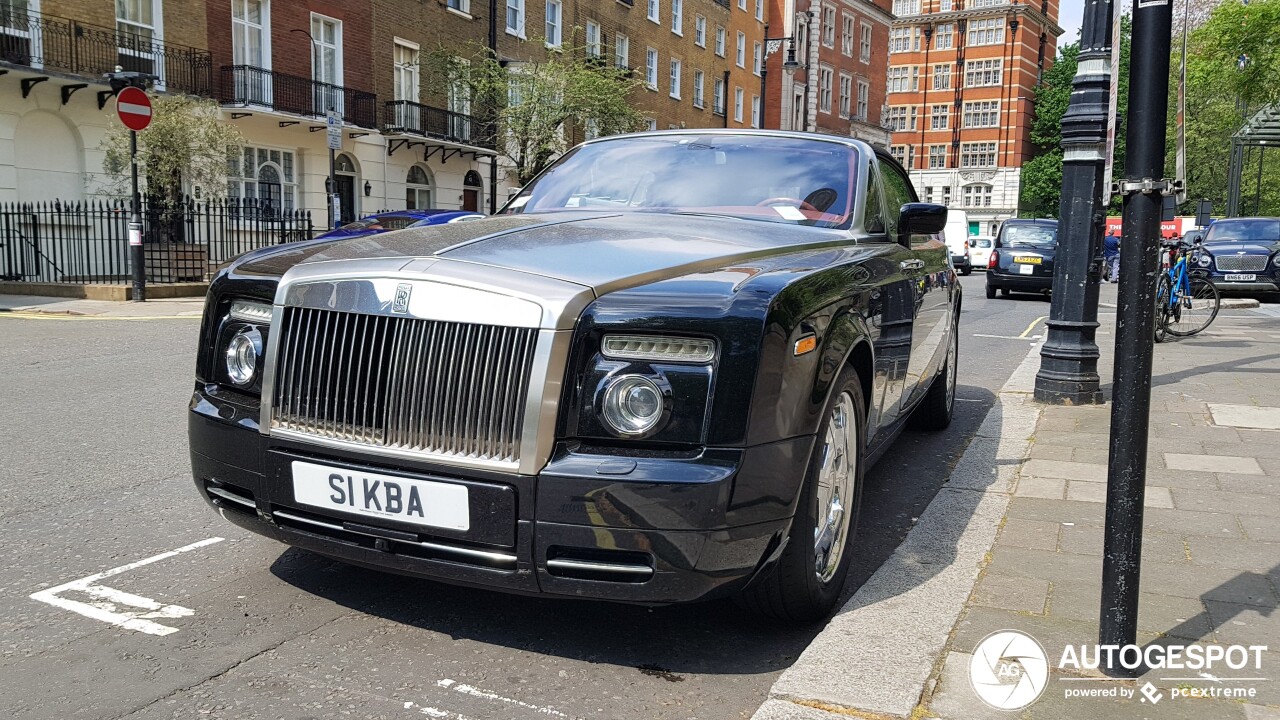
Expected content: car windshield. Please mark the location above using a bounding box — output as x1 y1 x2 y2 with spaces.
501 134 859 229
1203 219 1280 244
1002 224 1056 247
339 215 425 232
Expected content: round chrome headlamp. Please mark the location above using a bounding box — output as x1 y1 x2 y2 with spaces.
1196 253 1211 267
600 374 666 437
1274 254 1280 267
225 328 262 387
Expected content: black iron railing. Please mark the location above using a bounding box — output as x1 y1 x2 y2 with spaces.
220 65 379 129
0 198 314 285
383 100 493 148
0 6 213 96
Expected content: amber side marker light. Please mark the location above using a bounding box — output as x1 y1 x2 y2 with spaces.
794 335 817 356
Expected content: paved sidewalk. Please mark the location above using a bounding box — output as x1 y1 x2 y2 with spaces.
756 302 1280 720
0 293 205 318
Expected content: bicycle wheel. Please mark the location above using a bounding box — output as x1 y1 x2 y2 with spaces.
1166 278 1220 337
1154 275 1171 344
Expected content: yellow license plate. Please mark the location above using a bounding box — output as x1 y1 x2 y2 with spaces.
1013 256 1042 264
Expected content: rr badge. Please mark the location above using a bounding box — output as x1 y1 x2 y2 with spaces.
392 283 412 314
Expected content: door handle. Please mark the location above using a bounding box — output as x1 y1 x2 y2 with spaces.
900 259 925 272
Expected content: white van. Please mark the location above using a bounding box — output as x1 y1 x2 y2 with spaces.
943 209 972 275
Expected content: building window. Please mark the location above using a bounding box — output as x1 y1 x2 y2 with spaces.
647 118 658 131
933 63 951 90
838 74 851 117
695 15 706 46
648 0 659 23
506 0 524 36
751 94 760 127
963 100 1000 127
960 142 998 168
885 106 908 131
586 20 601 57
841 14 854 56
406 165 434 209
890 145 916 169
890 27 920 53
856 79 869 119
795 12 808 53
671 0 682 34
755 0 764 21
963 183 994 206
964 58 1003 86
310 14 343 113
753 42 762 75
970 0 1008 7
117 0 157 69
910 106 918 129
738 0 746 11
929 145 947 168
891 0 920 15
818 66 833 113
966 17 1004 46
736 31 745 67
449 0 471 14
940 0 952 9
715 26 726 56
669 58 681 98
943 185 951 205
930 104 948 129
231 0 268 68
822 6 835 47
860 22 872 62
714 78 726 114
734 86 744 122
544 0 561 47
393 39 419 103
887 66 909 93
925 187 934 203
615 33 630 68
890 145 905 164
934 23 954 50
645 47 658 88
228 146 296 214
693 69 705 107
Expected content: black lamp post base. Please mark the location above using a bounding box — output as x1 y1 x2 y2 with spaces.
1035 321 1104 405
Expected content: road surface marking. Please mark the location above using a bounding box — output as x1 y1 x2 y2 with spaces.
1018 316 1048 338
973 333 1039 341
436 679 569 717
29 537 224 636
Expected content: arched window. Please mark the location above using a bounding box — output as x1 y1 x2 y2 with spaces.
257 163 283 215
406 165 433 209
335 153 357 173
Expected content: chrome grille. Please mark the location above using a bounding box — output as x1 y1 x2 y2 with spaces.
1214 255 1269 272
270 306 537 464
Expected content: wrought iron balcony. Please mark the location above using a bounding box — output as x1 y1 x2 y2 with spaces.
383 100 494 149
219 65 378 129
0 5 213 96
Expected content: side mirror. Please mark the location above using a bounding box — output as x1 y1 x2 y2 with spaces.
898 203 947 243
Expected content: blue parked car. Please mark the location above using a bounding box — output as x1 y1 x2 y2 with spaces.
1190 217 1280 295
317 210 485 240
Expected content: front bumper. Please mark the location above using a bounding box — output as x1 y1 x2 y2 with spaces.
189 387 805 605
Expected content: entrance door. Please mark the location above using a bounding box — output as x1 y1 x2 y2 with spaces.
335 175 356 224
462 189 478 212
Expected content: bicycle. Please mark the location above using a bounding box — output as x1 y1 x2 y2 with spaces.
1154 237 1220 343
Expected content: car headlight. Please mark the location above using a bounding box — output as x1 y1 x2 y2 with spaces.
224 328 263 387
602 334 716 363
1274 254 1280 268
229 299 273 323
600 374 668 437
1197 253 1211 267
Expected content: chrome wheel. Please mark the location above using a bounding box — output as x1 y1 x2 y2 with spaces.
814 391 858 584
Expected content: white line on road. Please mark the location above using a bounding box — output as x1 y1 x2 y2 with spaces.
436 679 570 717
29 537 224 636
973 333 1039 341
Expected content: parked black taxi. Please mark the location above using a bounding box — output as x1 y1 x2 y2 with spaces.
189 131 962 622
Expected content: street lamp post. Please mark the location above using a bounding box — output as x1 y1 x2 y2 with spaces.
1032 0 1113 404
761 26 803 130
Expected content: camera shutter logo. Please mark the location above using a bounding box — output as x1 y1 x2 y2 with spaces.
392 283 412 314
970 630 1050 710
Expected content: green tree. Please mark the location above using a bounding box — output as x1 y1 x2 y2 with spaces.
429 42 648 186
99 94 242 204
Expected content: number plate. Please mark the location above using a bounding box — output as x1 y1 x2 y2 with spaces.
1013 256 1042 264
1224 273 1257 281
1019 264 1035 275
291 461 470 531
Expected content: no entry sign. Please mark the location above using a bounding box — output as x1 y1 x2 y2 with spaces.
116 87 152 132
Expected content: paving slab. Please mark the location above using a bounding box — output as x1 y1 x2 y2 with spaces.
1023 459 1110 483
972 573 1049 614
1165 453 1264 475
997 518 1061 551
1210 404 1280 431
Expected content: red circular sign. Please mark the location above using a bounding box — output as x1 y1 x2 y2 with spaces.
116 87 153 131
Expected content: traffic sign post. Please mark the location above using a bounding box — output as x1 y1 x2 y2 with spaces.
116 87 152 302
326 109 341 230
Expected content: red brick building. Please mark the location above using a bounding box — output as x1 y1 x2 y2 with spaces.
885 0 1061 235
761 0 892 146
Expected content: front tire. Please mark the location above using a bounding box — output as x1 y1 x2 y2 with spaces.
738 365 866 623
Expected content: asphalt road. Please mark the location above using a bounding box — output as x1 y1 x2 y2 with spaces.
0 273 1052 720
